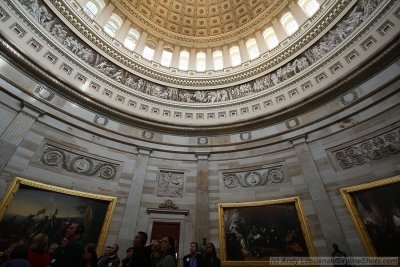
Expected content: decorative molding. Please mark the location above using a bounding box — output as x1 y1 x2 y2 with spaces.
9 22 26 37
12 0 382 95
147 205 189 216
35 85 55 101
93 115 108 126
286 118 301 129
38 141 121 180
240 132 252 141
0 0 397 134
157 170 184 198
0 5 10 21
222 166 284 189
340 90 359 105
197 137 208 145
377 20 394 36
159 199 177 209
142 130 154 140
332 128 400 169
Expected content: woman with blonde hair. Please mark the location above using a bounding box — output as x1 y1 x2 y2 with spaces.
27 233 51 267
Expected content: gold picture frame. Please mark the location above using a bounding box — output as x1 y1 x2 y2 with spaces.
341 175 400 257
218 196 316 266
0 177 117 255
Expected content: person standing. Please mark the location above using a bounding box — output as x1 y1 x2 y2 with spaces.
82 243 97 267
50 222 84 267
27 233 51 267
121 247 134 267
129 231 151 267
183 242 201 267
201 243 220 267
97 243 120 267
157 236 176 267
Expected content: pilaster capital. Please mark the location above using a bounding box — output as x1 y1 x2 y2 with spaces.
137 147 152 156
21 102 44 118
195 152 210 160
290 135 308 146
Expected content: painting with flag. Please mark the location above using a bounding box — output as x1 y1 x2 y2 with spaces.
0 177 117 255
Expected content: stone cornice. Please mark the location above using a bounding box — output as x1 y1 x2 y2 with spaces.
1 32 399 135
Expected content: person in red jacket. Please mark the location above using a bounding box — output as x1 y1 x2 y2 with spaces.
27 233 51 267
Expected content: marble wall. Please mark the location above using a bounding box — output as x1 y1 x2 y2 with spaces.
1 72 399 264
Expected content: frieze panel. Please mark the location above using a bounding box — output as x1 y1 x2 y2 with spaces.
157 170 184 198
13 0 382 102
332 128 400 169
0 5 10 21
39 141 121 180
222 166 284 189
35 85 55 101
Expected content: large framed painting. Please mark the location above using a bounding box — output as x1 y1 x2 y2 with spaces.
341 175 400 257
0 177 117 255
218 196 315 266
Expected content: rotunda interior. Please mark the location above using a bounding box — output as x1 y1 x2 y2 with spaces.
0 0 399 265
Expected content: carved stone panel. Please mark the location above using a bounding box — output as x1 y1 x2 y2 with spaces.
157 170 185 198
34 140 122 180
222 165 284 189
331 127 400 170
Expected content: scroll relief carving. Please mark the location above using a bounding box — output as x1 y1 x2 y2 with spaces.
18 0 379 102
159 199 178 209
222 166 284 189
40 143 120 180
157 170 184 198
333 128 400 169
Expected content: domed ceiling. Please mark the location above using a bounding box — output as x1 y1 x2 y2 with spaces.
121 0 278 40
0 0 397 134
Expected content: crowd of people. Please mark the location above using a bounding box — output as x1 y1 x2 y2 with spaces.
0 223 220 267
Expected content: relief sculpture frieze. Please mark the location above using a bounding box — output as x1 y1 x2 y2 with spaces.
15 0 380 103
38 141 121 180
222 166 284 189
157 170 184 198
332 127 400 169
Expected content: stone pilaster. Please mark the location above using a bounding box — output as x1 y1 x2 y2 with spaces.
195 152 210 242
95 3 114 27
117 148 151 251
134 31 148 55
0 105 41 171
292 137 349 254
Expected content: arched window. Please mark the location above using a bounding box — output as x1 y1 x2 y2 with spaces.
246 38 260 60
104 14 122 37
196 52 206 72
143 46 155 61
280 12 299 36
298 0 320 17
83 0 105 19
213 50 223 71
179 50 190 71
161 49 173 67
123 28 140 51
230 46 241 67
263 27 279 50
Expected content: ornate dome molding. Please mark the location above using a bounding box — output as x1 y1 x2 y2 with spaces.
0 0 399 133
49 0 351 87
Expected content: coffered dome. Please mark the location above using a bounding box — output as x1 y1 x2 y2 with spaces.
120 0 277 38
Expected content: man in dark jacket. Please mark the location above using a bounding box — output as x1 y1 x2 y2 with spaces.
98 243 120 267
129 231 151 267
50 222 84 267
183 242 201 267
